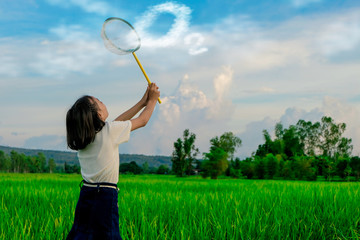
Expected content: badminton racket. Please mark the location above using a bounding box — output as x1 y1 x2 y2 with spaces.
101 17 161 104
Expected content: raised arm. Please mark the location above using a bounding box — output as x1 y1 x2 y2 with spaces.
130 83 160 131
114 86 149 121
114 101 145 121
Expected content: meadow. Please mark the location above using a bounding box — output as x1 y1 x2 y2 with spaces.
0 173 360 240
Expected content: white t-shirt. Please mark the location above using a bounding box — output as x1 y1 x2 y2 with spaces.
78 120 132 184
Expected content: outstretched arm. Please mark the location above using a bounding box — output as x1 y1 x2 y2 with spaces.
130 83 160 131
114 87 149 121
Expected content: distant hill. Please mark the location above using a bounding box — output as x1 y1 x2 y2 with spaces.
0 145 172 167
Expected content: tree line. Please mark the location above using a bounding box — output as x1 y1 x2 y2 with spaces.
2 115 359 181
0 150 59 173
171 116 360 181
0 150 81 173
0 150 170 175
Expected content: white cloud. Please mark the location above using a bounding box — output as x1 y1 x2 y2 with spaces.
0 39 24 77
184 33 208 55
279 107 323 127
214 66 233 101
209 9 360 76
49 25 92 41
318 12 360 55
124 67 235 156
26 24 111 77
205 15 312 74
134 2 191 48
208 66 234 119
30 40 106 77
46 0 112 15
0 24 113 78
201 10 360 105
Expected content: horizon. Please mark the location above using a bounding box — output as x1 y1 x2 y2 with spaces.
0 144 173 157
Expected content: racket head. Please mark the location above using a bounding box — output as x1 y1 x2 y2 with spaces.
101 17 141 55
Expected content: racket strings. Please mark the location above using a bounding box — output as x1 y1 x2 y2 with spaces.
101 18 141 55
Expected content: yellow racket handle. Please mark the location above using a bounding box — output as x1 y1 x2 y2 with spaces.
132 52 161 104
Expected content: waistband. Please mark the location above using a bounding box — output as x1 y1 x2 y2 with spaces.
80 180 118 191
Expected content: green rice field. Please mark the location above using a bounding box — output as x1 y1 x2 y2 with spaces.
0 173 360 239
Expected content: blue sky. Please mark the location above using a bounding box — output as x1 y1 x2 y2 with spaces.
0 0 360 157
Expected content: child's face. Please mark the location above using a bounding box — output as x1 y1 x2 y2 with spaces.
92 97 108 121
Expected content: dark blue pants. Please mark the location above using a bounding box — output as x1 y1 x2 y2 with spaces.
66 186 122 240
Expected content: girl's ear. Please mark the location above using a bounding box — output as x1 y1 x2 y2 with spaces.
98 111 107 121
98 112 103 120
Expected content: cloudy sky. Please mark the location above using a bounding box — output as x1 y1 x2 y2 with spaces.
0 0 359 158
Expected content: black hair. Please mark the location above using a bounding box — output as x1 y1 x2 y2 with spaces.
66 95 105 150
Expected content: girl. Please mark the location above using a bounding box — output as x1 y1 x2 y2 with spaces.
66 83 160 240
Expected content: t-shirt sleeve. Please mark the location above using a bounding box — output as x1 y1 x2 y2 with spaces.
108 120 132 145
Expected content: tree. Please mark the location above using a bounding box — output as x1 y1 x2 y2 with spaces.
64 162 71 173
255 129 284 158
48 158 56 173
120 161 143 174
255 130 276 157
35 152 47 173
350 156 360 181
312 156 325 177
201 147 228 179
255 157 266 179
336 137 353 158
336 157 349 180
265 153 278 179
142 162 149 174
228 166 242 179
344 164 352 182
201 132 241 179
194 159 203 171
257 123 303 159
148 167 158 174
282 125 304 158
64 162 80 174
10 151 28 173
240 158 256 179
296 117 352 159
318 116 352 158
296 120 321 156
157 165 169 174
322 157 336 181
28 156 38 173
172 138 185 176
226 158 242 178
171 129 199 177
275 122 284 139
281 160 294 180
210 132 242 160
0 151 10 172
72 164 81 174
293 156 316 181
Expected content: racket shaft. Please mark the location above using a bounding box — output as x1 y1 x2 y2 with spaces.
132 52 161 104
